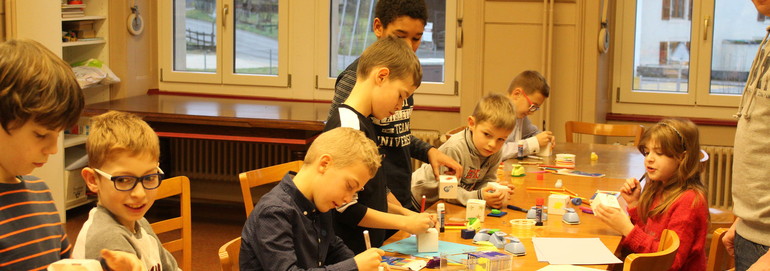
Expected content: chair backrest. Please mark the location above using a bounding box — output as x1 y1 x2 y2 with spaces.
443 126 466 143
565 121 645 145
218 237 242 271
239 160 303 216
623 229 680 271
150 176 192 271
707 228 735 271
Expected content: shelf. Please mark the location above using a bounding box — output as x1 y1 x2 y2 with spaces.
62 39 106 47
62 15 106 22
63 134 88 148
66 197 96 210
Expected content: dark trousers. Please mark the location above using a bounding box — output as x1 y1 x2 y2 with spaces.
735 232 770 271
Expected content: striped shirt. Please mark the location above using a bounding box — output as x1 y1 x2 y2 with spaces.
0 176 71 271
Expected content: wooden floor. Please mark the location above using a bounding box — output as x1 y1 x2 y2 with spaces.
65 199 246 271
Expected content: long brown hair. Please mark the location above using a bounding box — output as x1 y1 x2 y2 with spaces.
636 118 707 221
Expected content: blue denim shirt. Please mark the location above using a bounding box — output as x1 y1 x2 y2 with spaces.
239 172 357 271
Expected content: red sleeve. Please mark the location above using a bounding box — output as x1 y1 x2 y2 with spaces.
622 191 707 270
627 206 640 224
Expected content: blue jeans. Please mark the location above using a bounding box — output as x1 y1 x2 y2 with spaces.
735 232 770 271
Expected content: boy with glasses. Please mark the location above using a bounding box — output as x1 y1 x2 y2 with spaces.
73 110 180 271
501 70 555 160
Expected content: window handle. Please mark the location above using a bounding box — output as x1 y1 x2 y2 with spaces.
223 4 229 28
703 16 710 41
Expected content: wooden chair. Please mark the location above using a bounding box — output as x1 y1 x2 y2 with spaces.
442 125 466 143
707 228 735 271
239 160 303 216
565 121 645 145
623 229 680 271
218 237 242 271
150 176 192 271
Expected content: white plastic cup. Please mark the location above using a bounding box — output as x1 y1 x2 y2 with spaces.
555 153 576 168
538 142 553 157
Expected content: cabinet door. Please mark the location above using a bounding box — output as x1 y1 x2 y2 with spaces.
4 0 62 56
5 0 67 221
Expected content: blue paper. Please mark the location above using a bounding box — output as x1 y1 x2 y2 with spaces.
380 236 477 262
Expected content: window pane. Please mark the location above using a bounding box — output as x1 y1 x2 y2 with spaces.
174 0 217 73
710 0 770 95
632 0 692 93
234 0 279 75
329 0 446 83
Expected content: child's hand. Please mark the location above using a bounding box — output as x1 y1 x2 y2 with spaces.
619 178 641 209
535 131 555 147
402 212 434 234
593 204 634 236
497 181 516 195
482 188 506 209
428 148 464 180
100 249 147 271
723 219 739 256
354 248 385 271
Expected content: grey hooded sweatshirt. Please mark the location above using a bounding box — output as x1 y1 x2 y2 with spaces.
732 26 770 247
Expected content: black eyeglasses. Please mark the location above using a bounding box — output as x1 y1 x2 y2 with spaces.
92 167 165 191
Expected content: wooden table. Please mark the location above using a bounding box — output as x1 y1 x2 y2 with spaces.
385 143 644 270
83 94 330 158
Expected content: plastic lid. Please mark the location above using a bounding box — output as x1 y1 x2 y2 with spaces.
536 198 544 205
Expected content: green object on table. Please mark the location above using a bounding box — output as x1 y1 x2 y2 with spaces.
511 164 526 177
491 209 501 214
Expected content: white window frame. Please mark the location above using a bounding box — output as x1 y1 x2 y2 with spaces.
613 0 741 114
158 0 289 87
315 0 458 96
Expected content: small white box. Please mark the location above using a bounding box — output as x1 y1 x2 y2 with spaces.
591 192 622 216
47 259 102 271
466 199 487 222
486 182 510 205
439 175 458 199
547 194 570 215
416 228 439 253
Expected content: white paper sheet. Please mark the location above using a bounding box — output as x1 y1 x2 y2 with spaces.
537 265 605 271
532 237 622 265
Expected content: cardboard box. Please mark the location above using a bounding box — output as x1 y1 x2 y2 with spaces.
75 29 96 39
547 194 570 215
416 228 438 252
466 199 486 222
65 169 87 204
63 20 94 31
438 175 458 199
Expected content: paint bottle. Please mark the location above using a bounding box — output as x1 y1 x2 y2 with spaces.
437 203 446 232
517 143 524 159
535 198 544 226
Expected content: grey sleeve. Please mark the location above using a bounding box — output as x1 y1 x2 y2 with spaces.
411 162 440 208
520 117 541 139
436 143 479 206
138 221 180 271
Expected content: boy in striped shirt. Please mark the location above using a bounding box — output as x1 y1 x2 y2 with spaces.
0 39 143 271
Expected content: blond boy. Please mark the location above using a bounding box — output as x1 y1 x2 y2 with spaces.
500 70 554 160
0 39 142 270
241 127 387 271
73 111 179 270
325 36 434 253
412 94 517 208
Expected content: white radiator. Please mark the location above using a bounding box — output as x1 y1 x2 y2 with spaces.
701 145 733 209
169 138 292 182
410 129 442 171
